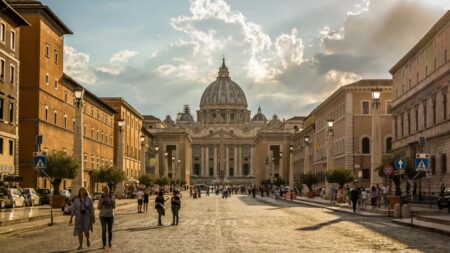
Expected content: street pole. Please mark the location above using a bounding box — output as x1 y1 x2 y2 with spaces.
289 144 294 189
115 120 125 198
72 87 85 198
371 88 383 187
326 119 334 195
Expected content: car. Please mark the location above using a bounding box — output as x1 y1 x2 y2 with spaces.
93 192 103 201
437 188 450 210
21 188 40 206
0 187 26 208
36 188 52 205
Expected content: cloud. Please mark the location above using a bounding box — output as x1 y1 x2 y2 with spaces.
110 50 139 63
63 45 97 85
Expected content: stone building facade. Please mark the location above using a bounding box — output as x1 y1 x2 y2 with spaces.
390 11 450 193
0 0 29 186
145 59 302 186
293 80 393 188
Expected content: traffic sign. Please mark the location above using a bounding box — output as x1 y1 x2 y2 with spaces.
384 165 393 176
415 154 430 171
394 159 407 170
33 155 47 171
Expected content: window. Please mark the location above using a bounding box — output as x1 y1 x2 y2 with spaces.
443 91 448 121
10 65 14 84
54 51 58 64
8 140 13 156
45 44 50 57
209 168 214 176
193 164 200 175
442 154 447 174
64 92 68 102
386 137 392 153
407 111 411 135
432 97 436 125
45 106 48 122
9 103 13 122
229 167 234 177
243 164 249 176
362 137 370 154
10 31 15 50
0 99 3 120
54 79 58 89
0 23 5 43
64 114 67 129
431 156 436 175
97 130 99 141
45 74 49 85
423 102 427 128
54 111 57 125
415 107 419 132
362 101 370 114
0 138 3 154
386 101 392 114
91 128 94 138
0 59 4 80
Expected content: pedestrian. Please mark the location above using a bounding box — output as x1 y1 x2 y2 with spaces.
143 189 149 213
98 186 115 249
69 187 94 250
171 191 181 225
360 188 367 208
350 187 359 213
330 185 336 205
440 183 446 197
382 185 389 208
155 191 167 226
137 188 144 213
376 184 382 208
370 186 377 208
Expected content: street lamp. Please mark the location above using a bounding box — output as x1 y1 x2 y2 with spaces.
289 144 294 152
140 135 145 143
326 119 334 194
74 87 85 108
117 119 124 133
372 88 382 108
289 144 294 188
304 135 311 175
304 136 309 144
371 87 383 186
72 87 85 198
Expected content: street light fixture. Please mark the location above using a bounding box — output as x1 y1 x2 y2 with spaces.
140 135 145 143
155 146 159 152
327 119 334 128
304 135 309 144
372 87 382 108
280 152 283 159
117 119 124 133
73 87 85 108
164 151 168 157
289 144 294 152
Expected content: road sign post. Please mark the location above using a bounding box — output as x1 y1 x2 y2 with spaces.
33 152 53 226
415 154 430 172
394 159 407 170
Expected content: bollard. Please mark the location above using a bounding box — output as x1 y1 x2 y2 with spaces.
393 203 401 218
401 204 410 219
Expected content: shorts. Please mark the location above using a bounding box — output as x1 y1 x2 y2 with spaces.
138 199 143 205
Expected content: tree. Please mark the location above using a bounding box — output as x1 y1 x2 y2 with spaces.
299 172 319 192
92 166 126 192
325 168 354 188
138 174 154 187
155 176 170 186
45 151 78 195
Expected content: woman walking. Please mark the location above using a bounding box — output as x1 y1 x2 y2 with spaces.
143 189 149 213
98 186 115 249
69 187 94 250
171 191 181 225
155 191 167 226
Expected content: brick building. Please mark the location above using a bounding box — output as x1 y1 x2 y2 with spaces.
0 0 29 186
390 11 450 193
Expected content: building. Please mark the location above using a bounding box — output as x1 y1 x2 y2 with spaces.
0 0 29 186
295 80 393 188
145 59 302 186
101 97 143 192
12 0 115 191
390 11 450 193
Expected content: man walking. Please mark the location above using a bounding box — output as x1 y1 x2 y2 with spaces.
350 187 360 213
137 188 144 213
171 191 181 225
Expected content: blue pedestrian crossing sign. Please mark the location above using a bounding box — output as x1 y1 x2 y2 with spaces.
415 153 430 172
33 155 47 171
394 159 407 170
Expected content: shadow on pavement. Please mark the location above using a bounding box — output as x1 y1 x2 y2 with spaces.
50 246 103 253
296 218 344 231
114 225 167 233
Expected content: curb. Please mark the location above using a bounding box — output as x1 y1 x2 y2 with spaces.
392 219 450 237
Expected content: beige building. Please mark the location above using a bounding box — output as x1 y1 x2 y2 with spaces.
0 0 29 186
390 11 450 193
294 80 393 188
145 59 303 186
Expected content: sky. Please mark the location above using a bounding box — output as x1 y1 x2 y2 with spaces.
42 0 450 120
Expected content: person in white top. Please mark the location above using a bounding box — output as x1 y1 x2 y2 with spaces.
137 188 144 213
361 189 368 208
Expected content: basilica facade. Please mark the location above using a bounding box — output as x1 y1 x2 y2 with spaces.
144 59 303 186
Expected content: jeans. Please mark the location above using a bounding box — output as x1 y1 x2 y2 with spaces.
171 206 179 224
157 208 164 225
100 216 113 246
351 199 358 213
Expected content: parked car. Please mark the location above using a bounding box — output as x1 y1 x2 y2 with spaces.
36 188 52 205
21 188 40 206
437 188 450 209
93 192 103 201
0 187 26 208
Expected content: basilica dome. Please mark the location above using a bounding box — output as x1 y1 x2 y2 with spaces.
199 59 248 109
197 59 251 125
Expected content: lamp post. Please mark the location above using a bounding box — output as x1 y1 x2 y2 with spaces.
164 151 168 177
115 119 125 198
154 145 159 178
326 119 334 194
177 159 181 182
304 135 310 174
289 144 294 189
72 87 85 197
371 87 383 186
140 136 145 176
171 155 175 179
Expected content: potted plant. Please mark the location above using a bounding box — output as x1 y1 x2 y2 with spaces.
44 151 78 208
138 173 154 188
299 172 319 198
92 166 126 195
325 168 354 188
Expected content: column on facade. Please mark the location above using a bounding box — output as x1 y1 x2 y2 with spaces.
237 145 241 176
225 146 230 178
279 145 284 179
304 143 310 174
250 146 254 176
234 146 238 177
205 146 209 177
214 146 218 177
200 146 204 176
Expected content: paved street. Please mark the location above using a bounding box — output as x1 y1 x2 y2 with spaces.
0 193 449 253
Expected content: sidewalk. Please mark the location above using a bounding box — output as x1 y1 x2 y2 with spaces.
0 199 136 227
392 216 450 236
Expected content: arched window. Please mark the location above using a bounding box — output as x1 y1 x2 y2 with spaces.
362 137 370 154
386 137 392 153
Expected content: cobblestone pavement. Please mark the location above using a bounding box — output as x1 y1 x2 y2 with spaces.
0 194 449 253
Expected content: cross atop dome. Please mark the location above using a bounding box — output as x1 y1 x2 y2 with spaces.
218 57 229 78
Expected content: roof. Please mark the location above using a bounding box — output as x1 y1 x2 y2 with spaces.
390 11 450 74
8 0 73 35
286 116 305 121
100 97 143 119
143 115 161 121
0 0 30 26
62 74 117 115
